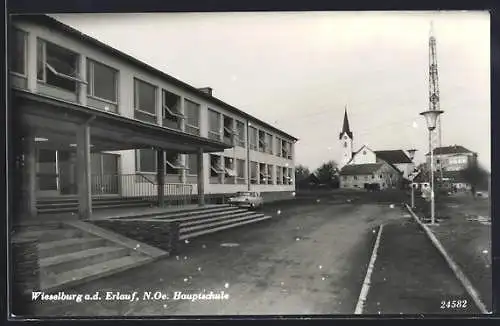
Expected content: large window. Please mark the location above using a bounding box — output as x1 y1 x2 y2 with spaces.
223 115 234 145
135 149 157 173
249 126 258 150
275 137 282 157
185 99 200 136
134 78 157 123
265 133 273 154
165 152 182 175
224 157 236 183
236 159 245 179
258 131 266 152
267 165 274 184
10 28 26 75
208 109 222 140
37 39 83 92
162 90 183 129
87 60 118 103
186 154 198 175
250 161 258 184
236 121 246 147
277 167 283 184
259 163 267 184
210 154 223 184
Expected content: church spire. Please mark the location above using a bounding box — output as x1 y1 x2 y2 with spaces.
339 105 353 140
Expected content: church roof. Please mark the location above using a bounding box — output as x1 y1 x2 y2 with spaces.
375 150 413 164
339 107 353 140
340 163 383 175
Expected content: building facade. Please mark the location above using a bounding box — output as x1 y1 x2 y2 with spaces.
426 145 478 172
10 15 297 218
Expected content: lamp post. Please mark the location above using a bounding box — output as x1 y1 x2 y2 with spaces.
420 109 444 225
407 149 417 208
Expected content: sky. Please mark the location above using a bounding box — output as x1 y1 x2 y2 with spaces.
53 11 491 172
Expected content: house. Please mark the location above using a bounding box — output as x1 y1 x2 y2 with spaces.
424 145 478 190
338 108 410 189
340 162 402 190
426 145 478 172
9 14 298 220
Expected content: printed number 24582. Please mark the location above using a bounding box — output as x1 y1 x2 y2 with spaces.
441 300 467 309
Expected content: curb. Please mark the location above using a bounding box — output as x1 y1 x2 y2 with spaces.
354 224 384 314
405 204 490 314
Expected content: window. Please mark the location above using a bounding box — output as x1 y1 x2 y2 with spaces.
37 39 83 92
354 176 358 180
343 176 347 181
223 116 234 145
236 121 246 147
185 99 200 135
288 168 294 184
135 149 157 173
165 152 181 175
224 157 236 180
258 131 266 152
277 167 283 184
249 126 258 150
276 137 282 157
87 60 118 103
236 159 245 179
267 165 274 184
162 90 183 129
265 133 273 154
259 163 267 184
210 155 223 177
281 140 289 158
282 167 288 184
372 174 375 179
134 78 157 118
10 28 26 75
186 154 198 175
208 109 222 140
250 161 258 184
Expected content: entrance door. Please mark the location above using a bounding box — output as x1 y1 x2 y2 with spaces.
91 153 120 195
36 149 60 197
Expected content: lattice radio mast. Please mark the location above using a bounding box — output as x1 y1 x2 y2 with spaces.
428 21 443 182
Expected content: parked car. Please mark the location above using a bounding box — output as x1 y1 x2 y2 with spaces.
228 191 264 209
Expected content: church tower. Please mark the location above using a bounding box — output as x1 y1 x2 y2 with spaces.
339 107 353 168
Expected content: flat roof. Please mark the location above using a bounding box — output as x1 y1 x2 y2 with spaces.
12 14 298 142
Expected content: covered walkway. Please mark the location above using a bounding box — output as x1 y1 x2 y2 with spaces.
13 89 232 223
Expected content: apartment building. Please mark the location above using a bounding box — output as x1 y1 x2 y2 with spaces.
10 15 297 219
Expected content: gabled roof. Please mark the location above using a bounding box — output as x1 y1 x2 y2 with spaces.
340 163 383 175
13 14 298 142
339 107 353 140
425 145 475 156
375 150 412 164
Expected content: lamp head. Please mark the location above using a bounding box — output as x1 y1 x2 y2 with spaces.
420 110 444 131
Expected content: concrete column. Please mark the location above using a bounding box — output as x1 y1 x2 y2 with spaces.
23 136 37 219
26 33 37 92
157 149 165 207
78 55 87 106
76 124 92 219
197 148 205 206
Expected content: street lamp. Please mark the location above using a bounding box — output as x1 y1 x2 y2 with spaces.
420 109 444 225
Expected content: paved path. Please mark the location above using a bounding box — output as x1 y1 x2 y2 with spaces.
29 202 404 316
364 218 481 315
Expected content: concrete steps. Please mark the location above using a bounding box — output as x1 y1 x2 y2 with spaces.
14 223 161 294
36 197 153 214
179 215 272 240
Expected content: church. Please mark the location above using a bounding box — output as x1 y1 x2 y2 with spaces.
338 108 416 190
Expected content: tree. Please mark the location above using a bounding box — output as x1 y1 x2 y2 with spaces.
314 160 339 188
460 162 489 197
295 164 311 185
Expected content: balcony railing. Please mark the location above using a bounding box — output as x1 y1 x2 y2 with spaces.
91 173 193 206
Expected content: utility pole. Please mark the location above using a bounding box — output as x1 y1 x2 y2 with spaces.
429 21 444 186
